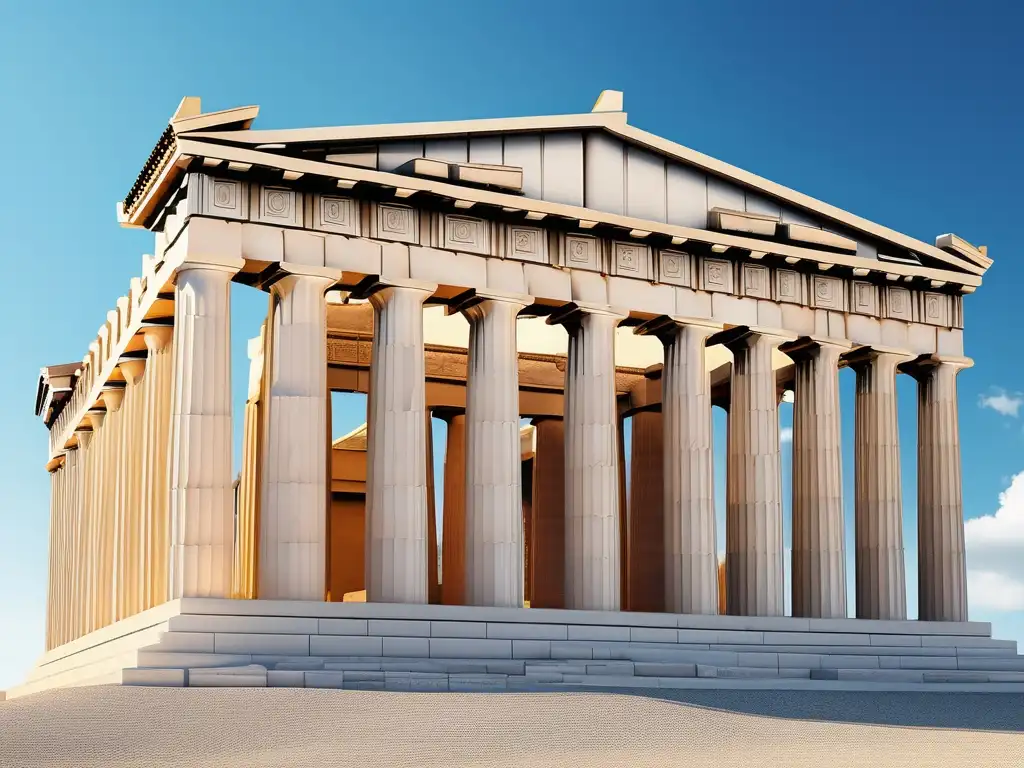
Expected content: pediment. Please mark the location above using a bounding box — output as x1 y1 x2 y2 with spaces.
124 92 989 283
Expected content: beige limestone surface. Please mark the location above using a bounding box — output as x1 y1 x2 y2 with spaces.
1 686 1021 768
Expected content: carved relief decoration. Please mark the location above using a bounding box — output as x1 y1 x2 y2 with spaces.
922 291 950 327
373 203 419 244
612 241 651 280
254 185 302 227
851 281 878 316
700 257 734 294
775 269 801 304
505 226 547 264
656 249 692 287
189 174 248 220
312 194 359 236
560 234 602 273
811 275 844 311
443 214 489 256
885 286 913 321
741 263 770 299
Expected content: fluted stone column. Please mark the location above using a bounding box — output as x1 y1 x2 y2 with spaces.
119 359 148 619
168 256 243 599
84 409 107 632
549 304 626 611
460 293 526 608
903 354 972 622
140 327 173 609
440 413 467 605
711 327 792 617
364 280 437 603
529 417 566 609
844 346 909 621
259 267 336 600
639 316 721 615
781 337 849 619
73 428 93 639
46 462 61 648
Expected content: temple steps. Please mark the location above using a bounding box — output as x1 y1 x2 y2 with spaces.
124 647 1024 691
119 656 1024 692
11 599 1022 698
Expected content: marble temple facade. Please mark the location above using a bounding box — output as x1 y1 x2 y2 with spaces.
19 91 1012 697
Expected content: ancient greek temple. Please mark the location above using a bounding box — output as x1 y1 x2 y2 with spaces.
14 92 1023 698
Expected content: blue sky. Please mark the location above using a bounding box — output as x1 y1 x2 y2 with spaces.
1 1 1022 690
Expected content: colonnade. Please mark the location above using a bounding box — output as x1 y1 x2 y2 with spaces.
45 327 172 648
43 256 973 650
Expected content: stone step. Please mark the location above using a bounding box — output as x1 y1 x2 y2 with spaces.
955 657 1024 671
187 664 268 688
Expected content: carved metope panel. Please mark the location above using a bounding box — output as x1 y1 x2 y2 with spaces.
851 281 878 316
504 225 548 263
741 263 770 300
884 286 913 321
774 269 804 305
311 194 360 236
611 241 652 280
699 257 734 294
371 202 419 244
811 275 846 312
559 233 603 272
441 214 491 256
252 185 303 227
656 249 693 287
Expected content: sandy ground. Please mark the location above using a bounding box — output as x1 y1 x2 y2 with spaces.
1 686 1022 767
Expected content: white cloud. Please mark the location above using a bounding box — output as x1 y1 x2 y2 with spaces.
965 470 1024 612
978 388 1023 417
779 427 793 444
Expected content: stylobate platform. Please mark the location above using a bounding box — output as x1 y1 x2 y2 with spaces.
7 599 1023 699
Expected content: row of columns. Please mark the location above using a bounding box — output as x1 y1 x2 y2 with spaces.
171 266 973 620
45 327 172 648
45 256 973 650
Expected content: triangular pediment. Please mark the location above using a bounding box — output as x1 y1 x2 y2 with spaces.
125 92 989 283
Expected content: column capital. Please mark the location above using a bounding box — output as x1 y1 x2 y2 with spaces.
142 325 173 353
899 353 974 379
634 314 724 339
546 300 628 327
841 344 914 368
258 261 344 292
173 253 246 278
351 276 437 301
779 335 853 361
85 409 106 430
118 358 147 385
74 428 93 449
451 288 530 315
101 387 125 413
707 325 796 351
